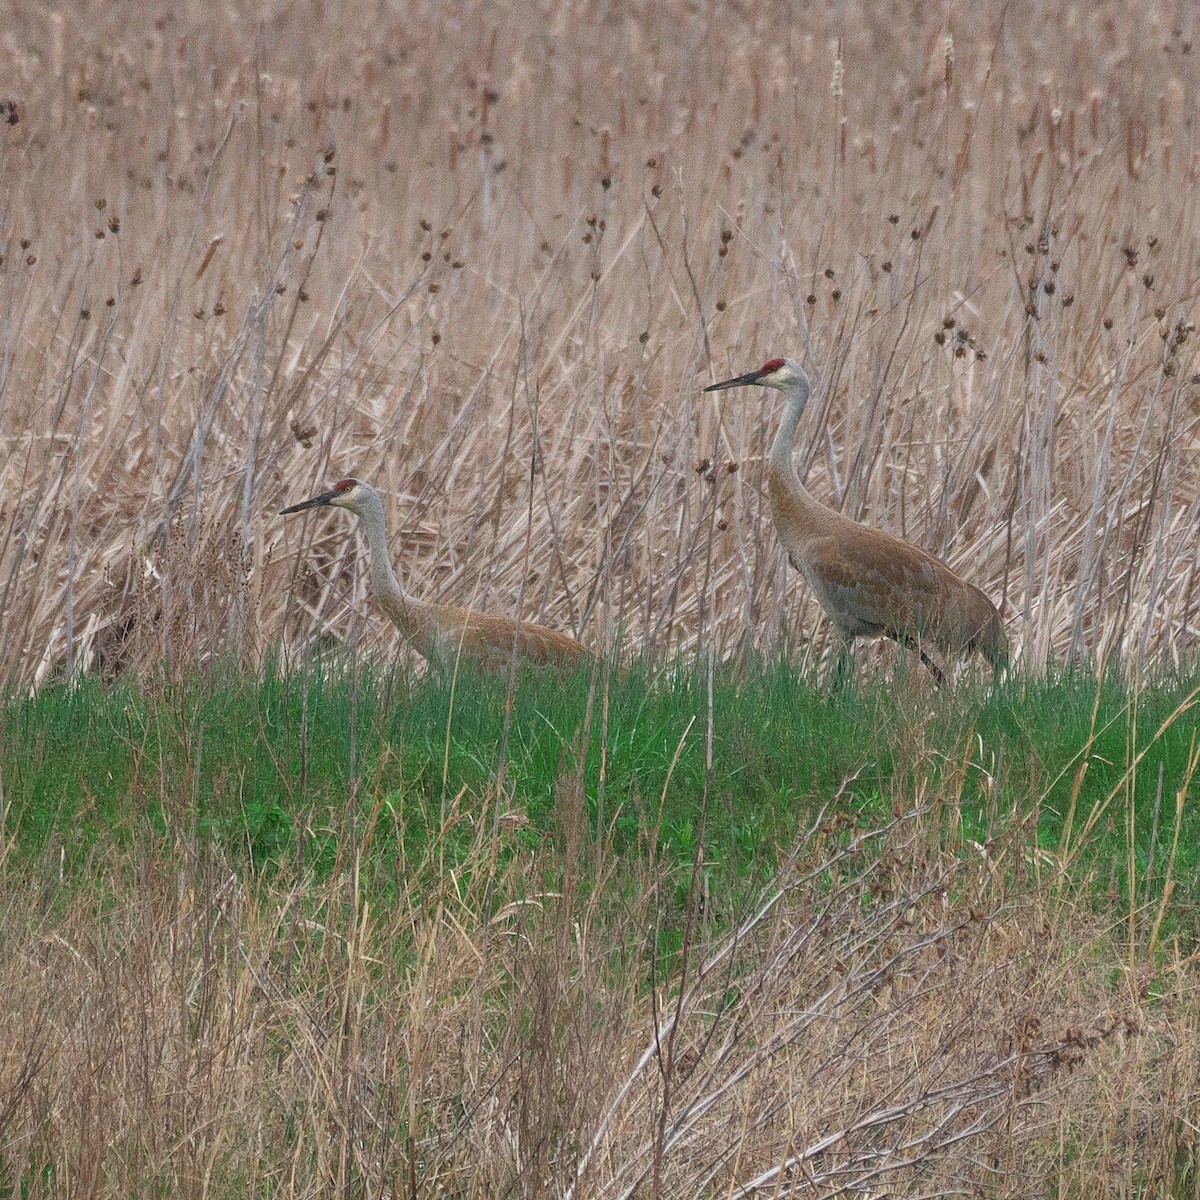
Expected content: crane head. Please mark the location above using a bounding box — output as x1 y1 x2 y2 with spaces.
703 356 806 393
280 477 372 515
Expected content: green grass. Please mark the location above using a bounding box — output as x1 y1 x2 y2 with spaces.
3 657 1198 931
2 657 1199 1198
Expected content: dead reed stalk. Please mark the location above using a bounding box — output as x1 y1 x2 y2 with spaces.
0 1 1197 683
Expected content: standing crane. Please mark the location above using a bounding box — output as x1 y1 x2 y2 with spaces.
280 478 588 668
703 358 1008 685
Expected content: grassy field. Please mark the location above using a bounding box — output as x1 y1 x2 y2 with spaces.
1 662 1199 1195
5 660 1200 900
2 0 1200 1195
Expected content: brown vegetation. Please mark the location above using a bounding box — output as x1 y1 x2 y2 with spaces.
0 788 1196 1198
2 0 1198 683
2 2 1200 1193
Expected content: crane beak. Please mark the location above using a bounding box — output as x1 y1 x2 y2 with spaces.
280 489 338 515
703 368 766 392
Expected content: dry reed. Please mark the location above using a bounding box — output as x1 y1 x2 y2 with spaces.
3 4 1200 1190
0 0 1198 683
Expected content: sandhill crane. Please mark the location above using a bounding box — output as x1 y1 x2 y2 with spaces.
280 478 588 669
703 358 1008 685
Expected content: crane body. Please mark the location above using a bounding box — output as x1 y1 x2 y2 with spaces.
704 358 1008 684
281 479 588 669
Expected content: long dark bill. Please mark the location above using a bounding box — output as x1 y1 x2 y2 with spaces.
703 368 767 393
280 489 338 515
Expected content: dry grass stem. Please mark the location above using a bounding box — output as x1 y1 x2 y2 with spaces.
0 1 1198 682
0 799 1194 1197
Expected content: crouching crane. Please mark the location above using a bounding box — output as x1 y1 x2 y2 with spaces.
703 358 1008 685
281 478 588 669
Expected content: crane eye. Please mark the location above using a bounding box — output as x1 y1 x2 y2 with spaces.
333 478 356 494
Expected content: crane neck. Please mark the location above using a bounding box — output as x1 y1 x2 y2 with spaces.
769 375 812 494
353 494 437 650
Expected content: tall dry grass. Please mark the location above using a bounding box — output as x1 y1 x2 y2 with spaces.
1 0 1198 683
4 7 1200 1195
1 778 1195 1198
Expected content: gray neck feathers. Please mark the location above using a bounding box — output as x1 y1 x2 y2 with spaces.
354 495 394 593
353 492 422 626
769 372 812 490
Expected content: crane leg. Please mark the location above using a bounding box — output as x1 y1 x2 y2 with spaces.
918 648 947 688
830 632 856 691
893 632 946 688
